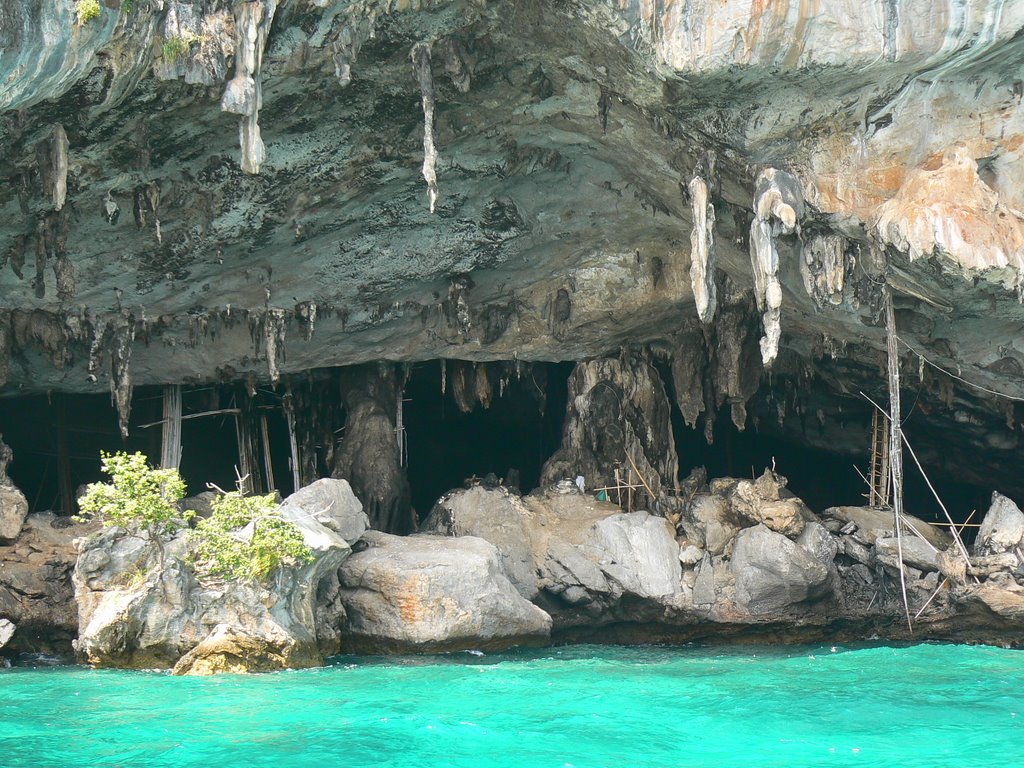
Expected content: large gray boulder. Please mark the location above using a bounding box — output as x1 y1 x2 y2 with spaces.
424 486 539 599
425 486 683 621
875 536 940 573
821 505 951 550
73 479 366 673
0 485 29 541
336 531 552 653
974 492 1024 557
679 493 740 555
730 524 831 614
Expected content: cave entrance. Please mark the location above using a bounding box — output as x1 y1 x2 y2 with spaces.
669 399 991 544
402 361 571 518
0 384 297 515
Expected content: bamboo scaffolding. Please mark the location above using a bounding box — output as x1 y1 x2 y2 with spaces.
160 385 182 470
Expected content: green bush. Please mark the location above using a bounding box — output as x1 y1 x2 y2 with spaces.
77 451 189 534
76 0 102 25
190 491 312 582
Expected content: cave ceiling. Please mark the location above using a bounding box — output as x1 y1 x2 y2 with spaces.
2 0 1024 492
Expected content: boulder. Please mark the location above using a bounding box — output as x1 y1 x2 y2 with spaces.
424 485 539 598
728 470 808 537
336 531 551 653
0 484 29 541
0 618 14 650
279 478 369 545
73 480 365 673
172 623 320 676
179 491 218 520
730 524 831 614
425 486 683 620
974 492 1024 557
680 493 740 555
875 536 940 573
821 506 951 549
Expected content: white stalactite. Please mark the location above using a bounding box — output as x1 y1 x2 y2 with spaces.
688 174 716 324
221 0 278 174
412 43 439 213
749 168 803 367
50 125 69 211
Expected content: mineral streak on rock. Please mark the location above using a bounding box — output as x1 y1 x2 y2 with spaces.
411 42 439 213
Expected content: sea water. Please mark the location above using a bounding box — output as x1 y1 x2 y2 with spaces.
1 643 1022 768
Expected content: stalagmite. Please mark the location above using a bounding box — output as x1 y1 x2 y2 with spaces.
749 168 803 367
541 354 679 510
221 0 278 174
411 42 439 213
332 364 412 534
688 157 717 324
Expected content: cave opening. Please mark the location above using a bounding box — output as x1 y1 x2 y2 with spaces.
0 384 295 514
402 361 572 518
667 396 991 543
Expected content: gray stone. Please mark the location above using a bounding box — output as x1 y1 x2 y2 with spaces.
588 512 682 599
336 531 551 653
730 524 831 614
278 478 369 546
0 485 29 541
974 492 1024 557
822 506 951 550
679 544 704 566
682 493 740 555
0 618 14 649
693 555 717 605
423 486 539 599
797 521 839 567
73 491 356 672
875 536 940 573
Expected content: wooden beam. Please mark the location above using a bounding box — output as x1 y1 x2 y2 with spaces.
160 385 182 470
260 414 275 492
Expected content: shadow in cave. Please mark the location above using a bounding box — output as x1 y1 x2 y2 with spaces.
402 361 572 518
668 399 991 544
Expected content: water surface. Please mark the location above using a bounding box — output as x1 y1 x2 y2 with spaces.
2 643 1022 767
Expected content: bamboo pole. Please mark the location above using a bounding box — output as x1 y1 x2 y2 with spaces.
260 414 275 492
885 289 913 632
160 385 182 469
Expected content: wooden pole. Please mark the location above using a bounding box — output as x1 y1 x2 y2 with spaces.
283 387 301 493
160 385 182 469
885 288 913 632
260 414 275 492
56 395 74 515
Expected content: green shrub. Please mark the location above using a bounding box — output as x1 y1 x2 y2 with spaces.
190 491 312 582
77 451 189 534
76 0 102 25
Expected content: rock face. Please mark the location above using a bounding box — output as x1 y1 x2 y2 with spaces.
73 479 365 673
0 485 29 542
424 485 684 629
974 493 1024 557
335 530 551 653
730 525 830 614
0 512 96 655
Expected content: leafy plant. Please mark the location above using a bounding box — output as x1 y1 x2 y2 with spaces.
190 491 312 582
161 33 205 63
121 0 133 13
77 451 189 534
76 0 102 25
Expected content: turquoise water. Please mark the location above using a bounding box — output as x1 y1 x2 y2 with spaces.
1 643 1022 768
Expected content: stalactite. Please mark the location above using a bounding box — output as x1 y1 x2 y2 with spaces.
474 363 492 409
222 0 279 174
749 168 803 367
53 254 74 301
800 232 849 307
110 319 135 439
295 301 317 342
688 154 717 324
451 361 474 413
265 308 288 385
411 42 439 213
35 125 68 211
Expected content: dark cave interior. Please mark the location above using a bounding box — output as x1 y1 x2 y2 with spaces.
0 360 994 542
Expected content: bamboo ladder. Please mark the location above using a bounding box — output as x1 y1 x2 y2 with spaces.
868 409 890 508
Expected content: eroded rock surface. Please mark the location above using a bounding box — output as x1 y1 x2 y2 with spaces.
73 479 365 672
335 530 551 653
